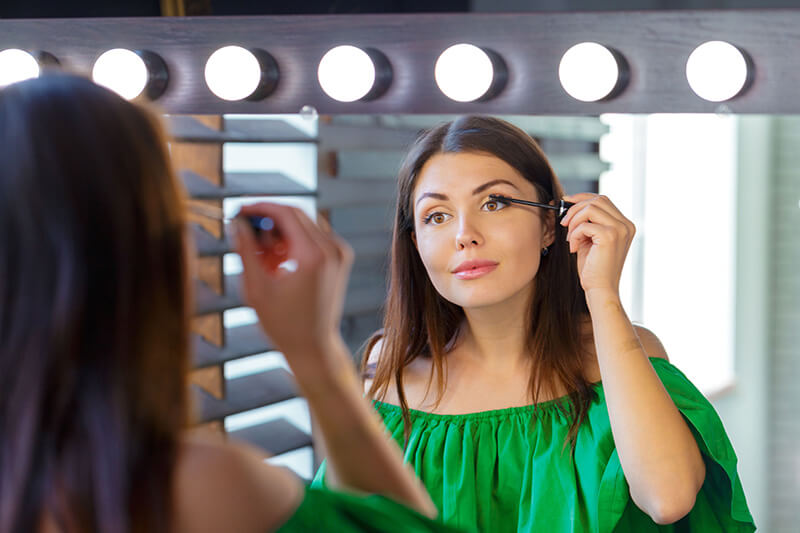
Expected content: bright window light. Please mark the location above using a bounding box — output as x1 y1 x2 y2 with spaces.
600 113 737 395
686 41 751 102
435 43 504 102
0 49 41 87
92 49 151 100
559 42 626 102
205 46 265 101
318 45 379 102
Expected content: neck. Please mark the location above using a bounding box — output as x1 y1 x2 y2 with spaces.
456 281 534 368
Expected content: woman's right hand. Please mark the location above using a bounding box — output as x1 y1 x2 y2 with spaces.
235 203 353 369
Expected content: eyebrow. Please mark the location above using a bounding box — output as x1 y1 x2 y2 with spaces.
415 179 521 207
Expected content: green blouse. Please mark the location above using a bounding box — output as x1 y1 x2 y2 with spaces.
314 358 755 532
277 484 466 532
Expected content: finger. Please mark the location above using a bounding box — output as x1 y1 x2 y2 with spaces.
566 221 609 253
561 194 629 229
564 204 628 240
318 212 333 234
560 193 598 226
587 195 632 227
235 217 275 291
288 207 340 267
238 202 315 252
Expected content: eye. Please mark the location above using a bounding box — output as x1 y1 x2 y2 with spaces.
423 212 451 225
482 198 509 212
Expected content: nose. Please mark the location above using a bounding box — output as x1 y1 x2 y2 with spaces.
455 216 483 250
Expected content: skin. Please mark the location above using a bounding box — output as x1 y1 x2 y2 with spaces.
124 204 437 533
362 151 707 524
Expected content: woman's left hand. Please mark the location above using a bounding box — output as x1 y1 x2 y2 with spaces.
560 193 635 294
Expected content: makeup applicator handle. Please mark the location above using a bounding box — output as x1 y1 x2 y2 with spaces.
489 194 575 220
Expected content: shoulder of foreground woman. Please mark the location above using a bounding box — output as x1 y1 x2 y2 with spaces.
172 433 304 533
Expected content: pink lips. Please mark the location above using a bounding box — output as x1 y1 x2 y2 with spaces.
452 259 499 280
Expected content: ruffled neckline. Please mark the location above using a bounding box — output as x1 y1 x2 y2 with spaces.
372 356 671 422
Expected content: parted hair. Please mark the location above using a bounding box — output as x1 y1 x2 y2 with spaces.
364 115 595 447
0 74 190 533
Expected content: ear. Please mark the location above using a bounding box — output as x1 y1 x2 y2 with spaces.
411 230 418 250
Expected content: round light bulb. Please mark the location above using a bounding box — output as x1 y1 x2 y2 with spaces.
318 46 378 102
92 49 150 100
205 46 264 101
435 44 500 102
686 41 751 102
559 42 625 102
0 49 41 88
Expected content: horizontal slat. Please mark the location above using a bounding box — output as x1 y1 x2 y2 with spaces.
192 226 390 260
559 179 599 195
193 368 297 423
317 177 396 209
192 224 230 257
194 274 242 315
327 115 609 142
318 122 418 151
547 154 609 180
194 274 384 317
347 233 391 259
168 116 315 143
329 206 394 235
229 418 312 456
335 151 406 179
193 322 274 368
182 170 313 199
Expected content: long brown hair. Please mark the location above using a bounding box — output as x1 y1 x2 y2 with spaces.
366 115 595 446
0 74 190 533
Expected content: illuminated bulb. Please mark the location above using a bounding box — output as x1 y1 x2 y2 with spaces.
686 41 752 102
92 49 168 101
0 49 42 87
435 44 506 102
559 42 628 102
318 45 391 102
204 46 279 101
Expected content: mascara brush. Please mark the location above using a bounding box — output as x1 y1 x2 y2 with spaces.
489 194 574 220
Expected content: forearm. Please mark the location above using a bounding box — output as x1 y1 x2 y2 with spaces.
289 337 436 517
586 289 705 523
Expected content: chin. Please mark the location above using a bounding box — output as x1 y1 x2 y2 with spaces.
438 285 517 309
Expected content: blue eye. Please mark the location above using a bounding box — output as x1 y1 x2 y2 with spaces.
423 212 451 225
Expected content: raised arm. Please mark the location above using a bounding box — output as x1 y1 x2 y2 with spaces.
235 203 436 518
562 193 706 524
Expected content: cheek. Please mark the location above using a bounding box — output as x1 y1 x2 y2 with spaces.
415 231 445 272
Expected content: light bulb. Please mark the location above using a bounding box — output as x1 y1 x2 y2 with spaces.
435 44 506 103
205 46 279 101
0 49 41 88
686 41 751 102
559 42 628 102
318 45 391 102
92 49 168 101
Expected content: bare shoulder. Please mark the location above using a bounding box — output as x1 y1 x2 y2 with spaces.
363 332 430 406
633 325 669 361
363 333 385 395
173 434 303 533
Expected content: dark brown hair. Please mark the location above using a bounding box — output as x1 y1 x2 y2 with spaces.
0 74 190 533
365 115 595 446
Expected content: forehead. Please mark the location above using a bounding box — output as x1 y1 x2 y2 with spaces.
413 151 533 198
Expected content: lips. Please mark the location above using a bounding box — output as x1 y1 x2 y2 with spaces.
452 260 499 280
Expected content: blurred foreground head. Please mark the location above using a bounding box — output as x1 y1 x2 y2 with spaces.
0 73 189 533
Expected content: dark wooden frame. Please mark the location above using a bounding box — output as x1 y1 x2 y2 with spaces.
2 10 800 114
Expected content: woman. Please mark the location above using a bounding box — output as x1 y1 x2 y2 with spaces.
0 73 463 533
315 116 756 532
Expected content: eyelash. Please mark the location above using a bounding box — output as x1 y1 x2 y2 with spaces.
422 198 509 225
